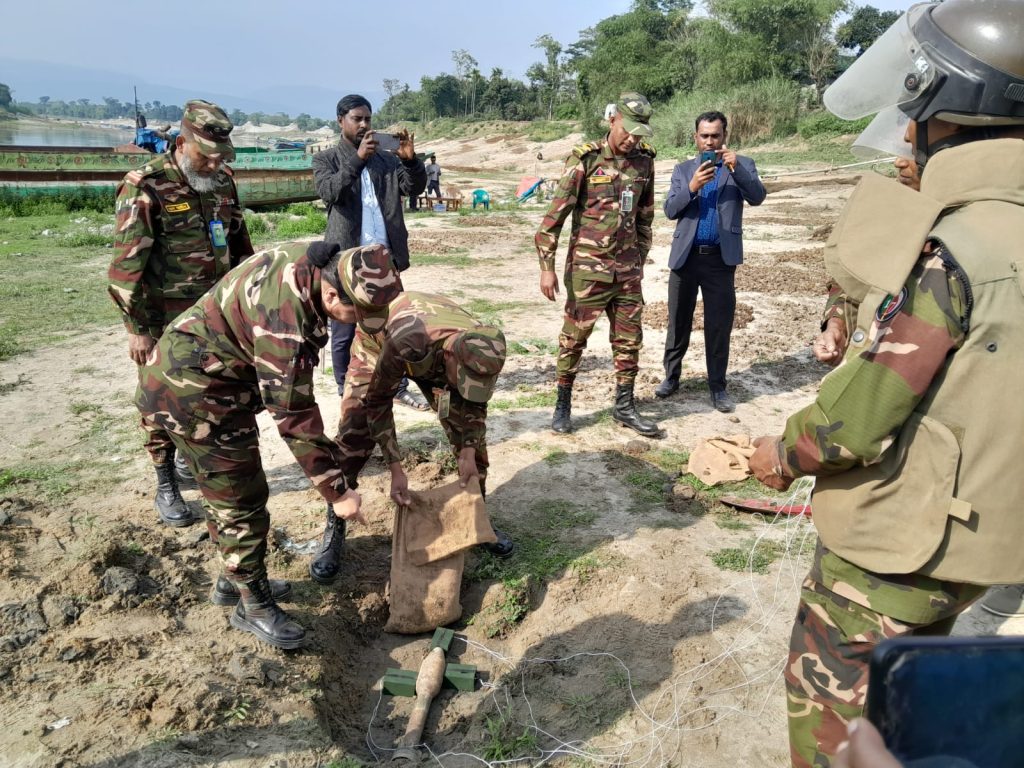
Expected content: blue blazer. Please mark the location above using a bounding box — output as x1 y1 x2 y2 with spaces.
663 155 766 269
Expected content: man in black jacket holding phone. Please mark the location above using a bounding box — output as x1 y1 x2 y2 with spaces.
313 94 428 411
656 111 766 413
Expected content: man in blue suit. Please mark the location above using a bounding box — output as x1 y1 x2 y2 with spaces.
656 111 766 412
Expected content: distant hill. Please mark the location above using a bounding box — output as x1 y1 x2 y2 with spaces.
0 56 384 120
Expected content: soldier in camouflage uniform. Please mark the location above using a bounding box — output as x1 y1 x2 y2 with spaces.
748 1 1024 764
536 92 659 437
309 282 515 583
109 99 254 528
135 241 377 649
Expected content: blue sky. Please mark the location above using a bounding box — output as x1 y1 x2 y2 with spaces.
2 0 918 117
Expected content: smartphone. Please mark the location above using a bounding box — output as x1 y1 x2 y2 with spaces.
867 636 1024 767
699 149 718 167
374 132 401 153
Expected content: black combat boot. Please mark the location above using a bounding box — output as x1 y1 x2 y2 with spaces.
211 574 292 606
483 528 516 558
154 462 195 527
173 451 198 489
229 573 306 649
551 383 573 433
612 382 660 437
308 503 346 585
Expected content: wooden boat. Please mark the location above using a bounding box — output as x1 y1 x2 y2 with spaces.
0 144 317 208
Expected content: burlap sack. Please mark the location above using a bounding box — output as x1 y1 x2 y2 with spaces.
384 477 497 634
686 435 756 486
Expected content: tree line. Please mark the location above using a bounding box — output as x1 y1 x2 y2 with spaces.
378 1 899 130
1 92 338 133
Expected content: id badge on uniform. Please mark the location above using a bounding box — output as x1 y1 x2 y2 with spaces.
620 189 634 213
436 389 451 420
209 219 227 248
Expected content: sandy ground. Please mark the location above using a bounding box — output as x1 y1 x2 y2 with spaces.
1 131 1020 768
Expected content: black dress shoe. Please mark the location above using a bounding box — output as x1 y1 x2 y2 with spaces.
711 390 736 413
655 378 679 398
482 528 515 558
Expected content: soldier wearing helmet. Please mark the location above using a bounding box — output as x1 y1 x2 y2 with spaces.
747 1 1024 764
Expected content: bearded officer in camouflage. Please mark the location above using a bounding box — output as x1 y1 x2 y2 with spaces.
109 99 254 528
747 1 1024 764
536 92 659 438
135 241 369 649
308 282 515 581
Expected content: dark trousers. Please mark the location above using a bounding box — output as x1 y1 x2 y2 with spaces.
427 180 441 198
663 246 736 393
330 318 410 398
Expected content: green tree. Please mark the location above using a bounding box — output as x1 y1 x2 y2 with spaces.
0 83 13 109
836 5 900 56
530 34 566 120
420 73 461 119
451 49 478 116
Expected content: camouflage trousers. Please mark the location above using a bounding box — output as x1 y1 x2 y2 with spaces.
138 299 200 465
786 543 985 767
336 331 488 491
556 273 643 386
137 326 271 577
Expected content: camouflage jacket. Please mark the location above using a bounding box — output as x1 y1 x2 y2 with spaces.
820 280 857 331
139 244 347 501
363 292 493 465
782 249 966 476
109 150 254 335
535 136 655 283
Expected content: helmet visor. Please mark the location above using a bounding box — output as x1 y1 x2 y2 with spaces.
824 4 935 120
851 106 912 160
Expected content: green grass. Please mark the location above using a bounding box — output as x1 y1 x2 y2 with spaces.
0 464 76 499
0 213 121 359
709 540 785 575
414 249 473 267
464 298 518 327
481 713 538 760
509 337 558 356
623 464 671 513
542 448 568 466
488 388 557 411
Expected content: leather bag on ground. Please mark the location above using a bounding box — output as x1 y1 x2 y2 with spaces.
385 477 497 634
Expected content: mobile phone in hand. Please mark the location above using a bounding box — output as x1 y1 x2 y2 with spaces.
868 636 1024 767
375 132 401 153
699 150 718 167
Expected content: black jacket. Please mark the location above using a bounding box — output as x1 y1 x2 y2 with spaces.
312 140 426 270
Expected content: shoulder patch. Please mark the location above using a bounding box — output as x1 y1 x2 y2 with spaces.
572 141 601 160
638 141 656 158
876 287 908 324
124 170 145 186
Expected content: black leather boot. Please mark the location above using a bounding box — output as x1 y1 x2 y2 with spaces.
154 462 195 527
612 382 660 437
173 451 198 489
229 573 306 650
551 383 573 433
483 528 515 558
211 574 292 606
308 503 346 585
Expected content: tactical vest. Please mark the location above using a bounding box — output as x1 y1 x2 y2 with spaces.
813 139 1024 584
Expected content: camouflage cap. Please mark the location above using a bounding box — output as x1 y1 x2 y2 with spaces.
443 326 507 403
339 244 403 334
181 99 235 160
617 92 653 137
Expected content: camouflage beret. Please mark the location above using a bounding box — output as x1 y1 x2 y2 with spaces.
181 99 235 160
617 92 653 138
443 326 506 403
339 244 403 334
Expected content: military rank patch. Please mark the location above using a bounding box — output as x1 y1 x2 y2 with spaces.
166 202 192 213
589 168 613 185
876 287 908 323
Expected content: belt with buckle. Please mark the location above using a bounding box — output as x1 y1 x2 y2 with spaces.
692 244 721 255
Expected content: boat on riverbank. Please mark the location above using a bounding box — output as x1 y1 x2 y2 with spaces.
0 144 317 208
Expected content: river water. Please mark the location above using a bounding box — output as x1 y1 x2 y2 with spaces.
0 120 134 147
